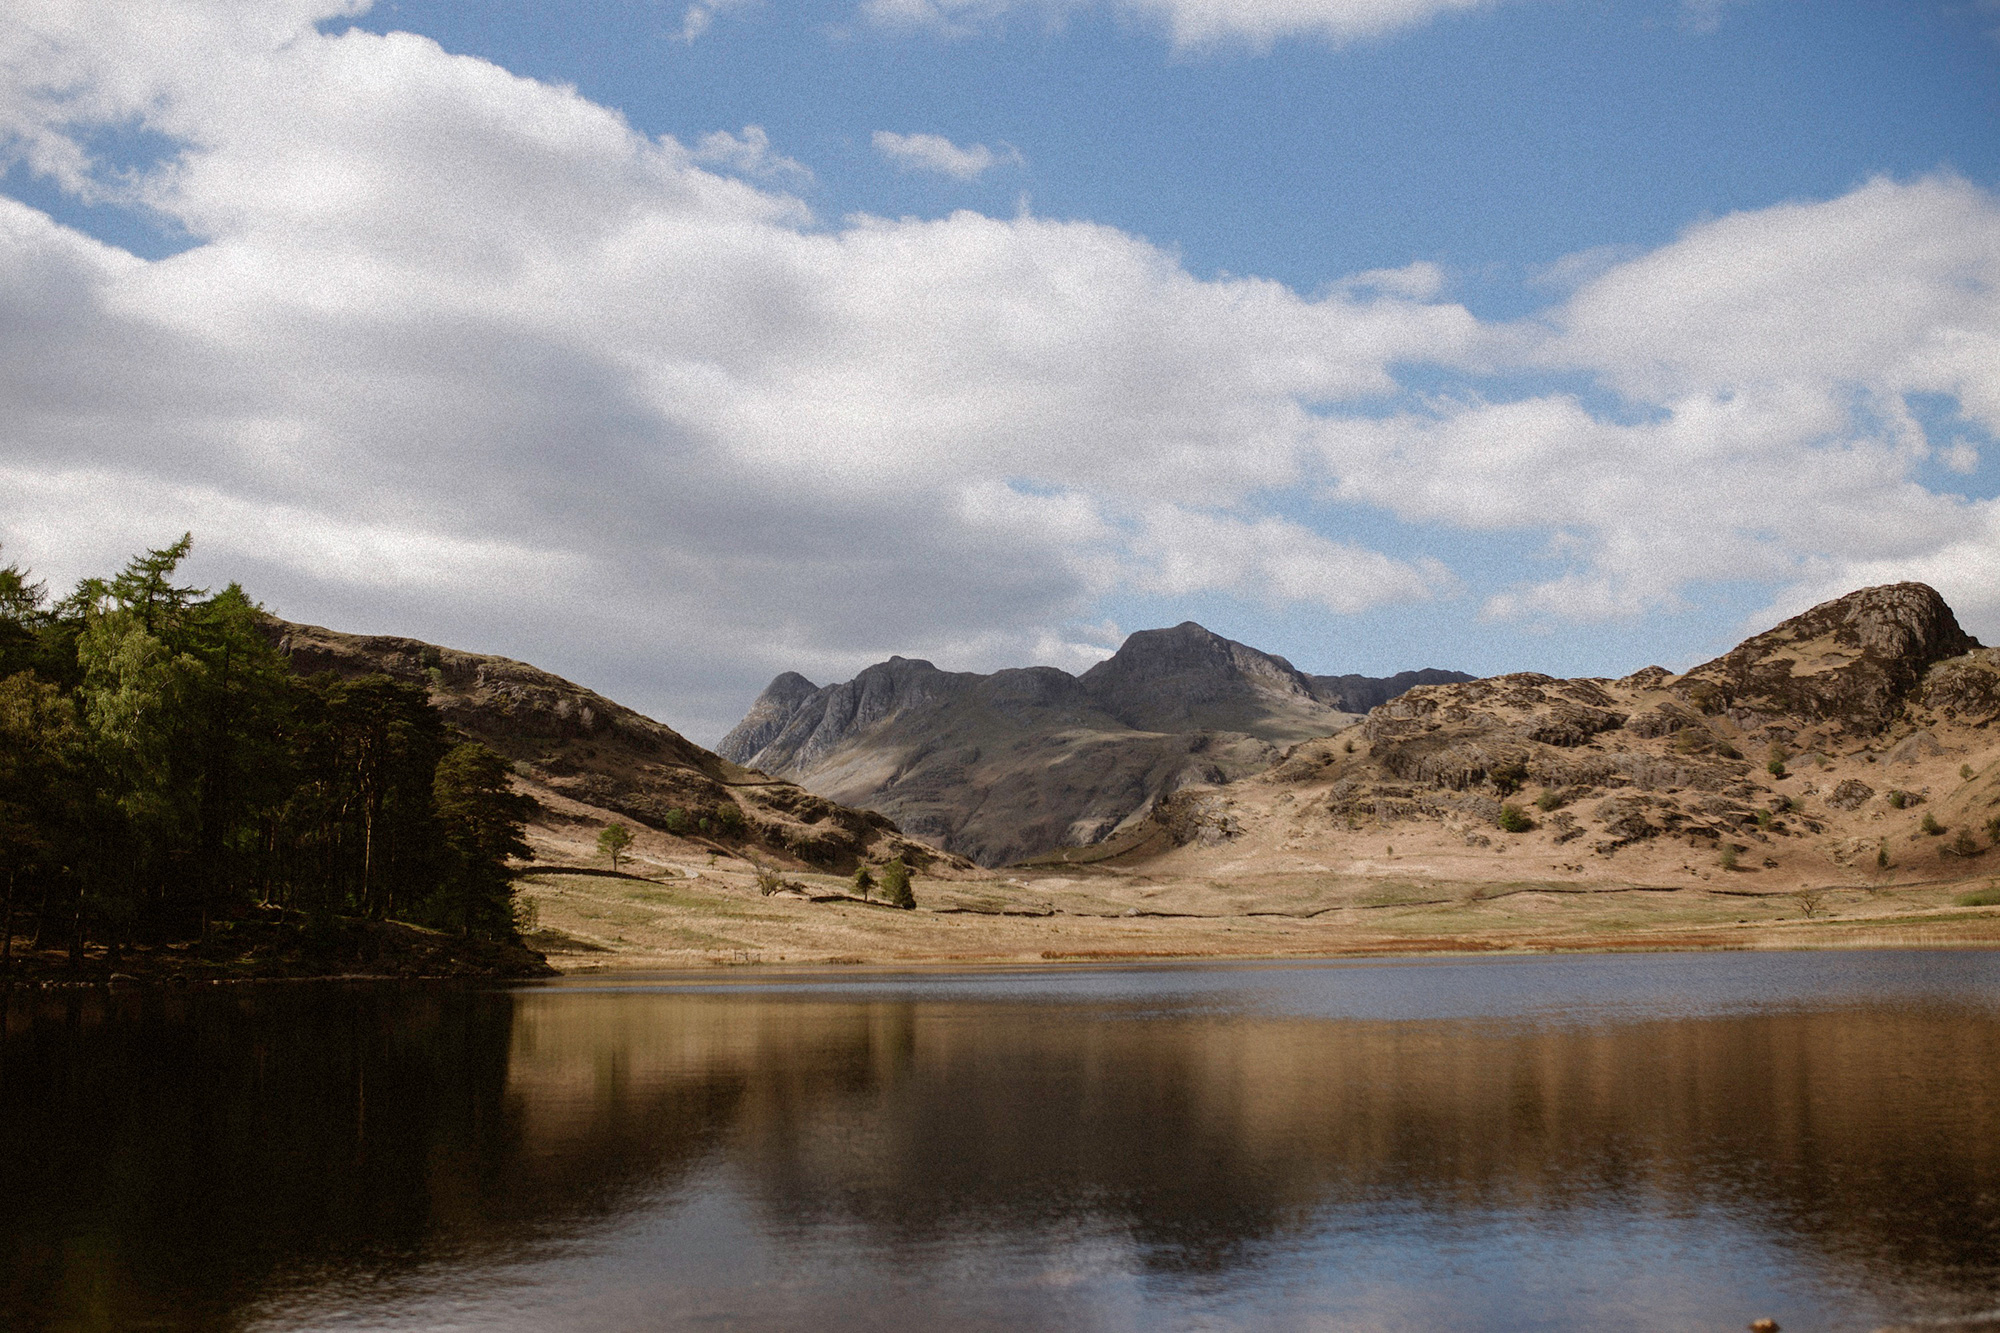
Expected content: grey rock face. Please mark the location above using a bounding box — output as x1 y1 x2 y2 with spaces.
717 671 819 766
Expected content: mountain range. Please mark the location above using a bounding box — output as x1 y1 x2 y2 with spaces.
718 622 1470 865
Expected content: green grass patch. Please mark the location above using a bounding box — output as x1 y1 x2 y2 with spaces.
1953 887 2000 907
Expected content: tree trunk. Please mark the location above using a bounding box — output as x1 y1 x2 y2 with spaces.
1 870 17 998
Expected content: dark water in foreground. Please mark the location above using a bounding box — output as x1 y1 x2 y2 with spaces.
5 953 2000 1332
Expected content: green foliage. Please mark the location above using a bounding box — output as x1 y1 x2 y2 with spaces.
879 856 914 909
1946 828 1981 859
1534 789 1561 812
1955 886 2000 907
430 742 533 939
663 807 691 834
712 802 746 837
753 864 783 896
1719 843 1739 870
1888 790 1909 809
851 865 874 899
1765 757 1787 778
0 534 549 960
1877 838 1890 870
1962 764 1977 781
1490 760 1529 798
596 822 633 871
1756 810 1773 830
1921 812 1943 836
1986 815 2000 846
1496 804 1532 834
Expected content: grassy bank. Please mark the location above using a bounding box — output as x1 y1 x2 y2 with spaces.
513 859 2000 970
1 913 557 989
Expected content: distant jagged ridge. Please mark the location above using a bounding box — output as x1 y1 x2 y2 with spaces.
718 623 1469 866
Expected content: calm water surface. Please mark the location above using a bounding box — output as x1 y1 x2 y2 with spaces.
5 951 2000 1332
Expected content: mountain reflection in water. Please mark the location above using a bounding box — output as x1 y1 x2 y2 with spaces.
3 952 1999 1332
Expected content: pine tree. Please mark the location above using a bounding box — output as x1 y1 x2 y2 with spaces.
431 742 533 939
879 856 914 910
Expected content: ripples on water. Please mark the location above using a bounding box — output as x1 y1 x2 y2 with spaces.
4 951 1999 1332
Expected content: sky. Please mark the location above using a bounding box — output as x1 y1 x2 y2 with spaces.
1 0 1997 745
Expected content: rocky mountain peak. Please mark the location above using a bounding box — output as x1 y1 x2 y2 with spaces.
1078 621 1322 734
1674 582 1980 733
717 671 821 766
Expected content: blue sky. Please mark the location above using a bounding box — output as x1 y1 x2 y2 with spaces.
1 0 1997 740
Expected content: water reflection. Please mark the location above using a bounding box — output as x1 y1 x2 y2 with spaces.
4 954 1999 1332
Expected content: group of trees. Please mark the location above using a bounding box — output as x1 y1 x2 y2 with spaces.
0 537 534 966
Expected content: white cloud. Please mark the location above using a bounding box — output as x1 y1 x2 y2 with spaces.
1314 175 2000 628
872 130 1022 179
692 125 813 184
676 0 754 42
3 2 1999 743
859 0 1496 50
0 0 1474 738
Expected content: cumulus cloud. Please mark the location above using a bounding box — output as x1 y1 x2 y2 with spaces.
3 1 1999 742
0 0 1477 738
1315 175 2000 631
872 130 1022 179
859 0 1497 49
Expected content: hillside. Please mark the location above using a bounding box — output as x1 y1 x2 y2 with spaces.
1069 583 2000 894
718 623 1470 865
265 619 966 877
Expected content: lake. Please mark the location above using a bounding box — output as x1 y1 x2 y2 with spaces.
4 950 1999 1332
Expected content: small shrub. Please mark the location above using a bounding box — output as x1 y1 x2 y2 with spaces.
1888 790 1908 810
1876 838 1890 870
1955 886 2000 907
1343 739 1356 754
1782 796 1801 813
664 807 691 834
1718 741 1742 760
1492 760 1529 798
1534 789 1561 812
1946 828 1981 858
752 864 783 896
1719 844 1739 870
1922 813 1943 836
1792 887 1829 919
1986 814 2000 845
1756 810 1773 830
1766 757 1788 778
1497 804 1533 834
1963 764 1977 782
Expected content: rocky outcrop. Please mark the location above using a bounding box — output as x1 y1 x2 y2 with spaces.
1089 581 1986 878
265 619 954 873
719 622 1462 866
1674 583 1978 733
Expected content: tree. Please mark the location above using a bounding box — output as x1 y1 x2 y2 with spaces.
1497 804 1533 833
431 742 533 939
850 865 874 900
597 822 633 871
879 857 914 910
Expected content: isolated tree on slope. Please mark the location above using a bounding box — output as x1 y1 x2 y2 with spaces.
597 822 633 872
